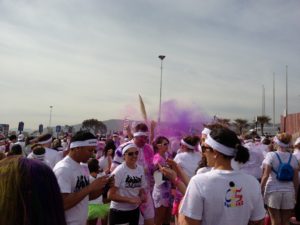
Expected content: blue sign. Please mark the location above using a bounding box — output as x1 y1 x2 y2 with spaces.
39 124 43 134
18 121 24 132
56 125 61 133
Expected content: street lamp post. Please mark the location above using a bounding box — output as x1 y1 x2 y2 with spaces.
158 55 166 124
49 106 53 128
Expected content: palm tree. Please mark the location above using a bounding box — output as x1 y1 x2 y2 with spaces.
233 119 249 135
256 115 271 135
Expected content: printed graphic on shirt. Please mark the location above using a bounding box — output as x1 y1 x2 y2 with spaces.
125 175 142 188
75 175 89 192
224 181 244 208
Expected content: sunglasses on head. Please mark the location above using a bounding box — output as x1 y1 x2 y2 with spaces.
126 151 139 156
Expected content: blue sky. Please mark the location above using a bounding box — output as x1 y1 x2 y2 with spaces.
0 0 299 129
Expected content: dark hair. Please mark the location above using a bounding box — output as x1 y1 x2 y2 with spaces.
197 152 208 169
11 144 23 155
134 123 148 132
37 134 52 143
25 136 35 146
182 135 200 150
210 127 249 163
262 138 271 145
71 131 96 142
206 123 227 130
103 139 116 157
31 144 45 155
9 134 17 141
88 158 99 173
0 156 66 225
153 136 169 153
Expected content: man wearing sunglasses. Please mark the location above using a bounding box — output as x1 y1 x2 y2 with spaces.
111 123 155 225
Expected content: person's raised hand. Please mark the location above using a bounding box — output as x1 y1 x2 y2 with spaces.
89 176 109 192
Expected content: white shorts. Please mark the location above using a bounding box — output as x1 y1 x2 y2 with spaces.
139 192 155 224
265 191 296 210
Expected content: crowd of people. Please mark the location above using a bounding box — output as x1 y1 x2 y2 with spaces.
1 121 300 225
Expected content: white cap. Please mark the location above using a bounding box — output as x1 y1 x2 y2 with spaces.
295 137 300 146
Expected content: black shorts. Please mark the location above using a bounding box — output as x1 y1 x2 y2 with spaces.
109 207 140 225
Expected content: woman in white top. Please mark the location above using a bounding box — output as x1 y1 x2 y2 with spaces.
108 143 147 225
98 139 116 174
173 136 200 219
152 136 172 225
179 126 265 225
261 133 299 225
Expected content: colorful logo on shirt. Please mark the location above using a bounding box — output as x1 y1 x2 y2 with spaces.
224 181 243 208
75 175 89 192
125 175 142 188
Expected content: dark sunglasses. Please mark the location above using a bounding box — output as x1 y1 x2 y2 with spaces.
126 151 139 156
159 142 169 146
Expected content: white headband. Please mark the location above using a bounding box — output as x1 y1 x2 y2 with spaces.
122 143 138 155
181 139 195 150
295 137 300 146
274 136 289 148
70 139 98 149
32 153 45 161
38 137 52 145
205 134 236 156
133 132 148 137
201 127 211 135
244 139 253 144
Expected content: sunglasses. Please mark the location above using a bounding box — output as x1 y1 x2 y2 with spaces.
201 145 213 152
159 143 169 146
126 151 139 156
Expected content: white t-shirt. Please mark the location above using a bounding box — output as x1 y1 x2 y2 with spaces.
110 162 147 211
53 156 90 225
0 145 6 153
293 149 300 161
179 169 265 225
89 173 105 205
264 151 298 193
174 151 201 178
239 143 265 179
15 141 26 156
293 149 300 181
196 167 213 174
98 156 109 171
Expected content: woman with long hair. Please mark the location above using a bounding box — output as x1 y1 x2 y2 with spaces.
99 139 116 174
152 136 172 225
0 156 66 225
179 127 265 225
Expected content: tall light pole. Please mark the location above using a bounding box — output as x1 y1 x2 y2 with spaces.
286 65 288 116
158 55 166 124
273 72 275 128
49 106 53 127
262 85 265 116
